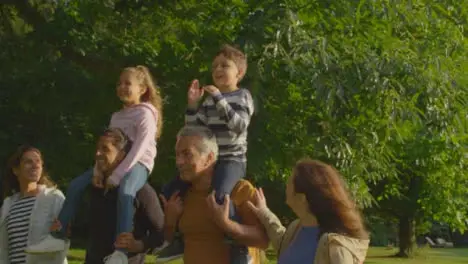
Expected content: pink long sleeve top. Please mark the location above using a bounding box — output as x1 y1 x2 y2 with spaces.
107 102 158 186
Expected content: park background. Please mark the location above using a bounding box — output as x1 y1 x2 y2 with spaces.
0 0 467 263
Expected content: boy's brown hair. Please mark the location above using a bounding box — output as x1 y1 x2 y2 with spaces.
215 44 248 81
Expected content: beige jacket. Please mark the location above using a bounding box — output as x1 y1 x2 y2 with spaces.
314 232 369 264
255 207 369 264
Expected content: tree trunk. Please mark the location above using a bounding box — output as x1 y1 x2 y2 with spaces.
396 216 416 257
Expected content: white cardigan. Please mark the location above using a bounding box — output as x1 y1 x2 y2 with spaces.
0 185 69 264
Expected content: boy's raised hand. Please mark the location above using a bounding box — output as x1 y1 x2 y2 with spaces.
203 85 220 96
187 79 204 109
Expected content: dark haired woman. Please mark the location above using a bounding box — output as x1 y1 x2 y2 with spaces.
247 159 369 264
0 146 69 264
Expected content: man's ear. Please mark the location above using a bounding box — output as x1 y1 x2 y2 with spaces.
205 151 216 167
12 167 20 178
117 150 126 163
236 69 245 79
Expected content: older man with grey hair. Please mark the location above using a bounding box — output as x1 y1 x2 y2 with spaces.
177 125 219 160
157 125 268 264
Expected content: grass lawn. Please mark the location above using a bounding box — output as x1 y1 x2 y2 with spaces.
67 247 468 264
364 247 468 264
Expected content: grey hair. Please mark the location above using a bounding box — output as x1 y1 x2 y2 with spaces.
177 125 218 160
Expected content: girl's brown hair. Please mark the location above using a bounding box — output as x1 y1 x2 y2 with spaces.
293 158 368 239
3 145 56 198
121 65 163 139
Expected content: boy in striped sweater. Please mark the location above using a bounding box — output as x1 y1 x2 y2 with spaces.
157 44 254 263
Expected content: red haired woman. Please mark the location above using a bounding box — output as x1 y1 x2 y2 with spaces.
248 159 369 264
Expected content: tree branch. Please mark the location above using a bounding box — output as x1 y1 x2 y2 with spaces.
5 0 120 74
0 0 16 5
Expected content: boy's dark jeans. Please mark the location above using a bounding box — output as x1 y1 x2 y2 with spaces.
163 160 246 220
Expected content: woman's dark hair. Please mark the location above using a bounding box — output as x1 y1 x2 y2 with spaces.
3 145 56 198
293 158 368 239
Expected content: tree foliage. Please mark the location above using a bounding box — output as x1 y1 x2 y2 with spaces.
0 0 466 256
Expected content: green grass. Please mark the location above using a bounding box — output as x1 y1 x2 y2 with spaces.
67 247 468 264
364 247 468 264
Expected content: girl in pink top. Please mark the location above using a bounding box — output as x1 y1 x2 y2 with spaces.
26 66 163 264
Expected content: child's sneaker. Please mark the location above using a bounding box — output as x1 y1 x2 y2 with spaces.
25 234 66 253
103 250 128 264
155 237 184 263
152 240 170 255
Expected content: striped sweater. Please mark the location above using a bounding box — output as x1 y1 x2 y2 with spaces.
6 196 36 264
185 88 254 162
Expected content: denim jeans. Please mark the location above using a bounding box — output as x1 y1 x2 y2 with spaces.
212 160 246 220
162 175 190 200
55 168 94 238
116 163 148 235
55 163 148 250
163 160 246 219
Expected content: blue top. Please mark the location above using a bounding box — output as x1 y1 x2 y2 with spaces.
277 226 320 264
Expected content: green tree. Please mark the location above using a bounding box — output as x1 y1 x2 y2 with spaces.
0 1 466 258
240 0 468 257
